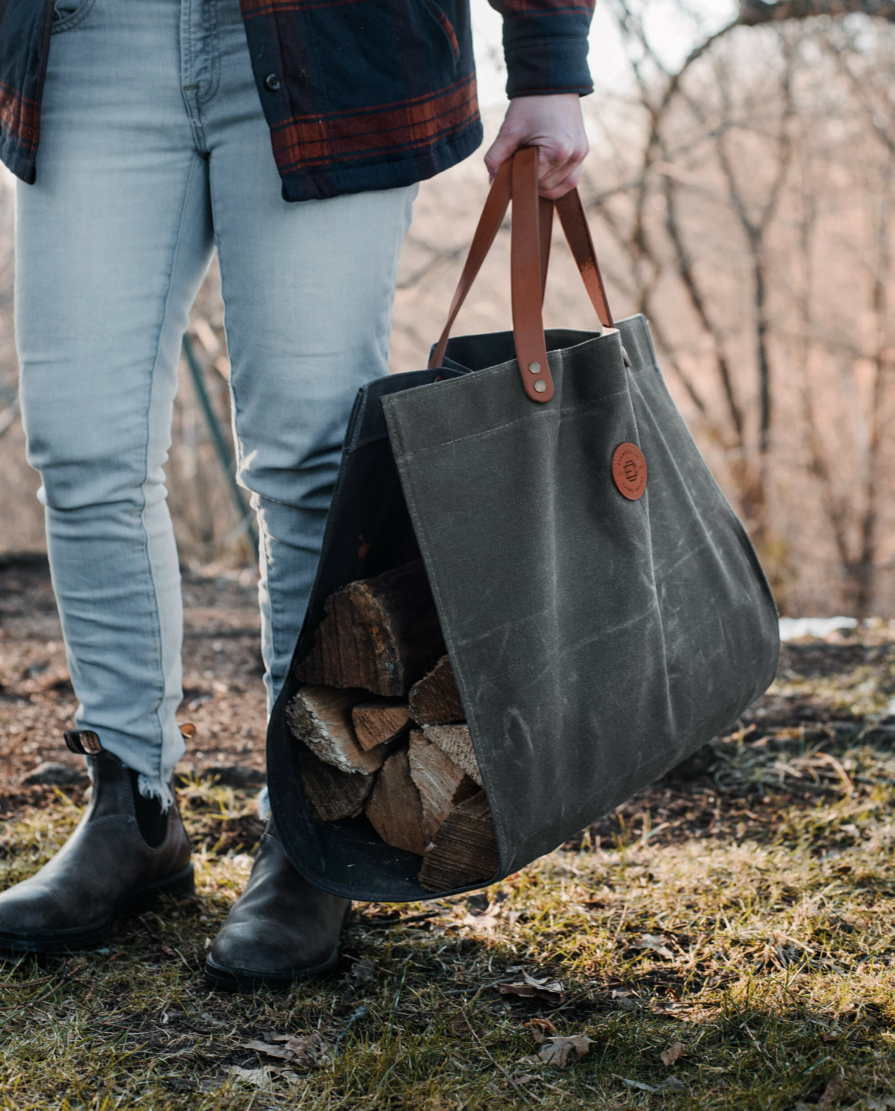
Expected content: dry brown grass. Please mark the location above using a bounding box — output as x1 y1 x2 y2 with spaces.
1 639 895 1109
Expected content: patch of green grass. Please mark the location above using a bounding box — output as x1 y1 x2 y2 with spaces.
4 725 895 1109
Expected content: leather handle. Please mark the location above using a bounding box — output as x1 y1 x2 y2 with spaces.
554 188 613 329
429 158 513 371
539 194 553 304
429 147 615 404
429 158 552 371
511 147 554 402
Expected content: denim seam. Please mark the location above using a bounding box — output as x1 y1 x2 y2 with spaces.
139 153 204 799
181 0 193 96
197 0 222 107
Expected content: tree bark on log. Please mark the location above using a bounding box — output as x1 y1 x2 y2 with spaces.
408 731 478 840
351 699 411 751
421 724 482 787
407 654 464 725
364 748 429 856
295 560 445 696
418 790 499 891
286 685 390 775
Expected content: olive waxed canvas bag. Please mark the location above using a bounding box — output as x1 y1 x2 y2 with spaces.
267 147 780 900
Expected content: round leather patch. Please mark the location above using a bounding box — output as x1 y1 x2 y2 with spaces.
612 443 648 500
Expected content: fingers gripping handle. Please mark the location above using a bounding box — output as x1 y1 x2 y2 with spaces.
429 147 615 403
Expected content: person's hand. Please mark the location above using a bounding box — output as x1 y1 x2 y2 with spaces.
483 93 588 199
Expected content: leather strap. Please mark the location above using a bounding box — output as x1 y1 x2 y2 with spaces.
554 188 614 329
511 147 554 402
539 194 553 305
429 147 615 403
429 158 513 370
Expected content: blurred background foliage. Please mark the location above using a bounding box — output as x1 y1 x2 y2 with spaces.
1 0 894 617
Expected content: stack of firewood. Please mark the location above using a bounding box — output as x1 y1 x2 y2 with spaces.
286 560 498 891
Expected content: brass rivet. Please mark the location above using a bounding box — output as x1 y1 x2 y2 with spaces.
533 380 547 394
528 361 541 374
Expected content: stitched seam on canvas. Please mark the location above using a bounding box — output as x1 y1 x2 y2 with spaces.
390 391 628 460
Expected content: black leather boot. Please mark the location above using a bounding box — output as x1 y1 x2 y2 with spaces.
0 731 194 953
205 821 350 991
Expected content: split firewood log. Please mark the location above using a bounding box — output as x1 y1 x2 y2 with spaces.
418 790 499 891
421 724 482 787
297 746 374 822
351 698 411 751
407 730 478 840
407 654 464 725
364 749 428 856
286 685 393 774
295 560 445 696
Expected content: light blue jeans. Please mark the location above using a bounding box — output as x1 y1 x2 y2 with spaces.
15 0 417 806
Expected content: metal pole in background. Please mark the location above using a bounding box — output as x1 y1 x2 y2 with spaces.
181 333 259 560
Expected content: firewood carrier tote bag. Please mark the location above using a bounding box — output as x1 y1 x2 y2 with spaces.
266 147 780 900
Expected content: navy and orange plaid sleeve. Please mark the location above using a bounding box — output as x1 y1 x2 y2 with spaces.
0 0 51 185
488 0 596 97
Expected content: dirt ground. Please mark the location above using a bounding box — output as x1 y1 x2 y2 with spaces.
0 552 268 821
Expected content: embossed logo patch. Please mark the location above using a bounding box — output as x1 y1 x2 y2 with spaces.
612 443 648 500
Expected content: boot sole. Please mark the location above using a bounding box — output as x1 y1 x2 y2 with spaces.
0 863 196 954
203 904 351 993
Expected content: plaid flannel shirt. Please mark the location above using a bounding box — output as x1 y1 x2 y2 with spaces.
0 0 594 201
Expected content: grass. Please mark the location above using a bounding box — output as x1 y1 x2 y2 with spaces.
3 655 895 1108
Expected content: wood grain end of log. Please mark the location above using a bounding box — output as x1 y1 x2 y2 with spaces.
351 698 411 751
286 685 386 775
417 790 499 892
364 748 428 856
295 561 445 697
408 730 478 840
408 654 464 725
421 723 482 787
298 746 374 822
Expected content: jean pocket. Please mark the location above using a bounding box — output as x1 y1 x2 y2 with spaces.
51 0 97 34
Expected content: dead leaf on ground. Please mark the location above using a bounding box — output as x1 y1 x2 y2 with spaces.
633 933 676 960
520 1031 592 1068
462 900 502 931
658 1076 686 1092
462 911 500 931
622 1076 686 1093
242 1039 294 1062
651 1000 691 1017
529 1017 557 1037
660 1041 684 1066
496 970 566 1004
241 1031 330 1070
228 1066 273 1089
346 956 376 984
817 1076 844 1110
